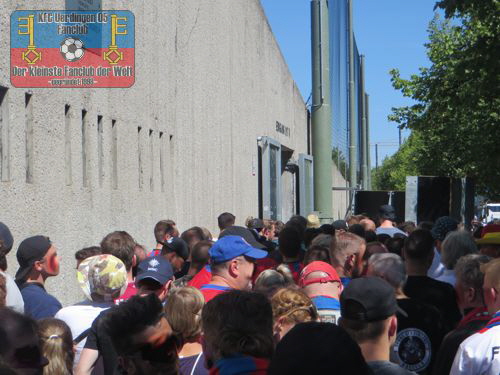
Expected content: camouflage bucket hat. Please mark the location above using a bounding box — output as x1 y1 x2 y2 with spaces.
77 254 127 302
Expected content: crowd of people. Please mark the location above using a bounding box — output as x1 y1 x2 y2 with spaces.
0 205 499 375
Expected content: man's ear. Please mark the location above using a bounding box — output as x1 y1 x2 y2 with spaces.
388 316 397 339
33 260 44 272
228 259 239 276
132 254 137 268
165 279 173 293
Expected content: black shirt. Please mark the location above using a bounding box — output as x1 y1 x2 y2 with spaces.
403 276 461 333
432 308 490 375
391 298 446 374
84 310 119 375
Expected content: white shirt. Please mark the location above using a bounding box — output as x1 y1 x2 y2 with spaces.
435 268 456 287
55 300 112 369
427 247 445 279
1 271 24 313
450 311 500 375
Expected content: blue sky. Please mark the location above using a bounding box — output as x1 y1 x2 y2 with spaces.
260 0 439 166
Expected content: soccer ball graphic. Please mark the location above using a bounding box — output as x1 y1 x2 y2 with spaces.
60 38 85 62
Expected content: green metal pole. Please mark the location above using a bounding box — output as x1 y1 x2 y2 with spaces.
360 55 368 190
311 0 333 223
365 93 371 189
348 0 357 191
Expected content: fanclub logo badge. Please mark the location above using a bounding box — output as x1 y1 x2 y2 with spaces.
393 328 431 372
60 38 85 62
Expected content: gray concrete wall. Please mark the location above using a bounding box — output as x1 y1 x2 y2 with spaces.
0 0 309 305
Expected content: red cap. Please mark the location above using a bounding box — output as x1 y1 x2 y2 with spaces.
299 261 341 287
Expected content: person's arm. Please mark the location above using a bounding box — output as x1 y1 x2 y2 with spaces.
75 348 99 375
75 315 100 374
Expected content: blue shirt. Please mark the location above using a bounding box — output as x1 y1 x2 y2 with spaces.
311 295 340 310
19 282 62 319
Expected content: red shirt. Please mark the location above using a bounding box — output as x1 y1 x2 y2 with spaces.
200 284 232 303
188 266 212 289
114 281 137 305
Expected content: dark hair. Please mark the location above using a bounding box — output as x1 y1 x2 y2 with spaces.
0 239 7 271
100 231 136 271
404 229 434 261
278 227 302 259
304 228 320 248
154 220 177 244
190 240 211 271
364 230 377 243
363 242 388 262
75 246 102 262
136 278 163 293
376 233 391 245
285 216 307 241
0 274 5 308
319 224 335 236
348 224 365 239
274 221 285 236
202 290 274 362
217 213 235 230
417 221 434 231
385 237 405 257
0 308 43 369
398 221 416 234
101 294 164 355
304 245 331 265
339 315 387 343
268 322 371 375
181 227 205 247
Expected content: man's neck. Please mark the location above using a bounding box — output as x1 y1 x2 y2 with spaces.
359 339 390 362
25 273 45 285
405 262 429 277
155 243 163 250
379 220 394 228
210 275 237 290
127 270 134 283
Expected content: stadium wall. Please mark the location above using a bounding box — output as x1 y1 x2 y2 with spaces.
0 0 312 304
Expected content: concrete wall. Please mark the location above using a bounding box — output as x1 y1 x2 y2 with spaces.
0 0 308 304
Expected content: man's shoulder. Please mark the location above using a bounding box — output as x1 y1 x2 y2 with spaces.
459 324 500 352
21 283 61 304
368 360 417 375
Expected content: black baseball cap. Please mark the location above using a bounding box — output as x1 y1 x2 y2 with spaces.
379 205 396 221
0 222 14 253
136 256 174 285
219 226 266 249
340 276 406 322
15 236 52 283
162 237 189 261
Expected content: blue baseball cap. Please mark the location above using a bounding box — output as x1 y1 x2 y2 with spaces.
136 256 174 285
209 236 268 264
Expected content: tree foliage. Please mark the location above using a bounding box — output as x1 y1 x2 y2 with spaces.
381 0 500 199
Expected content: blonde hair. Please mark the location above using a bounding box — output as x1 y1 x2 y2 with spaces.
38 318 74 375
271 288 318 324
165 287 204 343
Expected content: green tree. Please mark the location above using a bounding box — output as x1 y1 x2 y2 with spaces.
387 0 500 199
